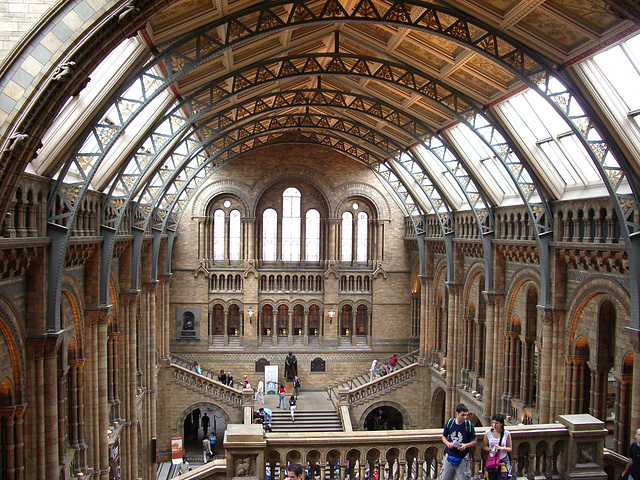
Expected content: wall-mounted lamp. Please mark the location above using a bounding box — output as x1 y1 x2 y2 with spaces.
328 307 335 324
247 306 254 324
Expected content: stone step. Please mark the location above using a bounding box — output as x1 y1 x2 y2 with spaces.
268 410 343 432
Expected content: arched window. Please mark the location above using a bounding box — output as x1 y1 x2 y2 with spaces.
228 304 240 336
308 304 320 336
356 211 368 262
261 305 273 336
282 187 301 261
341 212 352 262
212 304 224 335
213 209 225 260
277 305 288 336
229 209 241 261
293 305 304 336
356 305 368 335
341 305 353 336
263 208 277 261
306 209 320 261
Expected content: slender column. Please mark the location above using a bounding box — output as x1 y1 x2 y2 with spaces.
503 334 513 398
328 219 337 262
272 313 277 345
303 311 309 346
538 307 555 423
44 343 60 480
288 311 293 346
14 406 24 480
375 220 384 261
76 359 87 472
419 275 431 361
69 363 79 448
129 295 139 480
2 410 15 480
482 292 496 422
224 310 229 345
57 367 67 464
445 282 461 413
578 362 587 414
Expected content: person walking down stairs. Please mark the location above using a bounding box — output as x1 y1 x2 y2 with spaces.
289 395 297 422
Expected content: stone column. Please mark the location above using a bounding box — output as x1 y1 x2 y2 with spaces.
328 219 338 262
224 310 229 346
288 311 293 346
445 282 461 413
2 408 15 480
538 307 555 423
303 311 309 346
419 276 431 361
43 335 62 480
14 406 25 480
482 292 497 422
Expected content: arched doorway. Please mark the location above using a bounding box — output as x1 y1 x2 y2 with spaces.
182 405 228 461
364 406 403 431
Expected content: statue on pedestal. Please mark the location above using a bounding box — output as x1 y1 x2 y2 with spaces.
284 351 298 382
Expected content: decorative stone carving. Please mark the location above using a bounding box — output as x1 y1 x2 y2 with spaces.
118 0 140 22
52 61 76 82
234 456 255 477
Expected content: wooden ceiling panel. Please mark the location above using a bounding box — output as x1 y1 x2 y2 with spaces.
546 0 622 32
518 8 592 54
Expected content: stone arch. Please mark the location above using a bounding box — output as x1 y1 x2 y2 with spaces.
251 164 333 214
503 267 540 333
0 297 24 403
191 180 253 217
174 402 232 431
430 388 446 429
360 400 411 431
566 276 630 352
331 182 392 220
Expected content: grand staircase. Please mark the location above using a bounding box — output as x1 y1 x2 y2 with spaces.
269 409 342 433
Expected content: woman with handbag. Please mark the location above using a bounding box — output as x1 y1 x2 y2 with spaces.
482 414 512 479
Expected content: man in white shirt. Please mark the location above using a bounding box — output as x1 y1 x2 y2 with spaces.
255 378 264 404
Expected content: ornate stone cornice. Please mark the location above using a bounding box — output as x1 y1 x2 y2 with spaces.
559 247 628 274
497 243 539 264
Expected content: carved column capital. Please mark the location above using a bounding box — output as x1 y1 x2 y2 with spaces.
85 305 111 325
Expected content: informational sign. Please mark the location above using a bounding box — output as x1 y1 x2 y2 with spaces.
171 436 183 464
265 365 278 394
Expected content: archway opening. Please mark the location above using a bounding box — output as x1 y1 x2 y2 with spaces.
364 406 403 431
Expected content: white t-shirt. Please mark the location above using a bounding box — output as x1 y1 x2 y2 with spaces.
487 429 509 461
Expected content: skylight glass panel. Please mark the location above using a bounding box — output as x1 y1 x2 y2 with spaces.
446 125 515 197
501 89 596 189
593 42 640 112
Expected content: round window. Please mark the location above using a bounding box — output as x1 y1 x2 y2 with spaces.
352 202 359 210
223 200 231 208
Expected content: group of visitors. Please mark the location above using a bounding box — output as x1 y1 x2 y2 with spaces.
254 407 273 431
218 369 234 387
369 355 399 382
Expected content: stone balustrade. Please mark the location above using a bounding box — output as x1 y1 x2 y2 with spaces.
220 415 622 480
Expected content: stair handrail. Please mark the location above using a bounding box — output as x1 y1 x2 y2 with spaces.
170 361 244 407
170 353 231 385
325 350 419 406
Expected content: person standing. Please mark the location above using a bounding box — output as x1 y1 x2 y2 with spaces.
440 403 477 480
278 384 287 409
482 414 512 480
622 428 640 479
193 361 202 374
287 463 305 480
389 354 398 372
289 394 297 421
201 412 210 438
209 432 217 456
191 408 201 440
218 369 227 385
227 372 234 387
255 377 264 403
202 437 212 464
370 360 379 382
293 375 301 399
